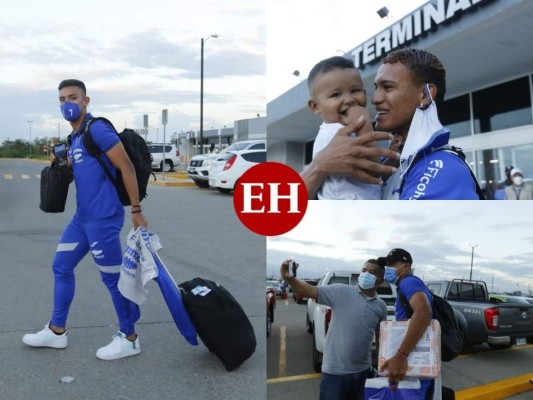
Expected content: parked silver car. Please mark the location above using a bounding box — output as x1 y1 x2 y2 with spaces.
147 143 181 172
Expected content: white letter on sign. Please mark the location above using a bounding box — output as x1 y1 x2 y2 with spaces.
241 183 265 213
268 183 300 213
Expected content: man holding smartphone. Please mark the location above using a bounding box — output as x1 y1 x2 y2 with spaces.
280 259 387 400
53 143 68 167
23 79 148 361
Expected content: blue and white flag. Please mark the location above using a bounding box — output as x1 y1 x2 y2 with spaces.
118 227 198 346
152 252 198 346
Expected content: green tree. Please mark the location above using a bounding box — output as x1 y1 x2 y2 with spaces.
0 137 55 159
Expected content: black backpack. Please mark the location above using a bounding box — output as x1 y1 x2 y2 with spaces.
398 279 464 362
70 117 153 206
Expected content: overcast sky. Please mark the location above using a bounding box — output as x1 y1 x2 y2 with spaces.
267 201 533 296
267 0 427 102
0 0 265 144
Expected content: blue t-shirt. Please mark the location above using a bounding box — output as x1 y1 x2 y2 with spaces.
396 275 434 394
395 275 433 320
401 150 479 200
68 113 123 220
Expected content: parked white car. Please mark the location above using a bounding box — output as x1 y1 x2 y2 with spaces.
306 271 397 372
208 149 266 193
188 140 266 188
147 143 181 172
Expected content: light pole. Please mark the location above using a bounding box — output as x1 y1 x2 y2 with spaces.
200 33 219 155
27 120 33 157
468 243 478 281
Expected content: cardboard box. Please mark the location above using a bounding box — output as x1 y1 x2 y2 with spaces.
378 320 441 378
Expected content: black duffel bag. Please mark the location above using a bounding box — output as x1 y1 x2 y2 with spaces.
39 164 73 213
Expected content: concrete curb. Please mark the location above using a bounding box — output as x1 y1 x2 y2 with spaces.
456 373 533 400
149 172 196 187
150 179 196 187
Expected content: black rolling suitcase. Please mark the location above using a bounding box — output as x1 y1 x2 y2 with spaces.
178 277 256 371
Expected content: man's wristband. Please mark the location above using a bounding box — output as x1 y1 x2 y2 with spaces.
397 349 409 358
131 210 142 214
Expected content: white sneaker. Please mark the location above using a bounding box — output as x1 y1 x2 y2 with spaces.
96 331 141 360
22 323 68 349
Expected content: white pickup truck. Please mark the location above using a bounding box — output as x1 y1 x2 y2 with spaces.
306 271 397 372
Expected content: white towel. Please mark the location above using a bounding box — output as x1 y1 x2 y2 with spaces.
118 227 161 305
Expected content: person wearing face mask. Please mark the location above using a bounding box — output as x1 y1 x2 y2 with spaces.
23 79 148 361
504 167 533 200
280 259 387 400
377 248 434 400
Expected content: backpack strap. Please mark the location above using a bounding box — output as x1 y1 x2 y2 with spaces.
444 146 485 200
397 289 413 320
83 117 119 188
398 145 485 200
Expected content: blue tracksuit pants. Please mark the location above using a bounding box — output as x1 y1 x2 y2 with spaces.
51 212 140 335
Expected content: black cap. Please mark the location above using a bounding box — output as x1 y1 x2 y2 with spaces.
380 248 413 265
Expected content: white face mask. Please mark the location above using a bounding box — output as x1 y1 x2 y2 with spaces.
512 176 523 186
358 272 377 289
400 86 444 163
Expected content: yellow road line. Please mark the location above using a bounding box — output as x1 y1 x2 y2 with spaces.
268 373 322 384
279 326 287 377
456 373 533 400
4 174 13 179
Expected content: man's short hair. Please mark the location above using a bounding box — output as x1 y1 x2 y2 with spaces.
365 258 384 276
383 48 446 105
58 79 86 95
307 56 357 95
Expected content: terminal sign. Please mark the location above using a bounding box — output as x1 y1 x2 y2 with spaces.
350 0 492 69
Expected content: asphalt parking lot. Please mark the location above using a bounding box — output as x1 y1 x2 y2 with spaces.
267 297 533 400
0 158 266 400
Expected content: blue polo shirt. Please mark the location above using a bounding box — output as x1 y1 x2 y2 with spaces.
68 113 123 220
396 275 433 320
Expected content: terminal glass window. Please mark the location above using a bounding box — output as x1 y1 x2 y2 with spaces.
474 144 533 199
473 76 532 133
440 94 471 138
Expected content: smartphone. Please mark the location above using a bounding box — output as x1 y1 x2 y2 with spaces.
53 143 68 166
291 261 299 277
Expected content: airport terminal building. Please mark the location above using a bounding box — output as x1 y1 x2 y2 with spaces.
267 0 533 197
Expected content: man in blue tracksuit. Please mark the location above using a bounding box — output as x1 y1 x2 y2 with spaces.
23 79 148 360
302 48 481 200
